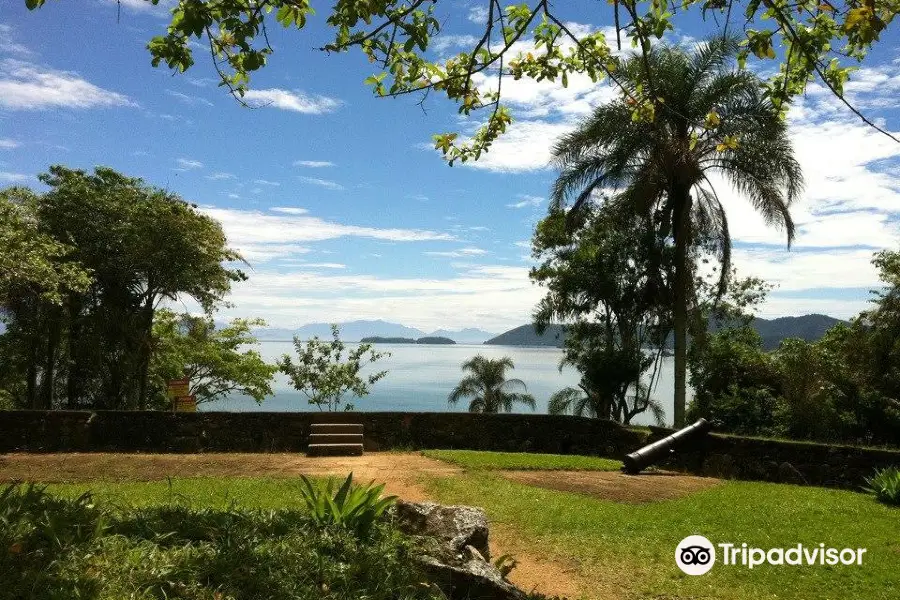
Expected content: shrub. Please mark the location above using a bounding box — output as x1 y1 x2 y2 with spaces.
298 472 397 536
864 466 900 506
0 483 437 600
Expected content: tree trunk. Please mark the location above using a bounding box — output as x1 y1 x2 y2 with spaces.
136 295 155 410
27 338 38 410
672 189 692 428
40 307 62 409
66 296 82 409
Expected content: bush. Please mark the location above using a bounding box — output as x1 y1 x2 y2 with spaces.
298 472 397 536
0 483 437 600
865 467 900 506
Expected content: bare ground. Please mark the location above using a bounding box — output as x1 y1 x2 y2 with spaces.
0 452 718 598
500 469 721 503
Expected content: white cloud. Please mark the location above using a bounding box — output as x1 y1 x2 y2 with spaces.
0 25 31 56
203 208 456 259
205 172 236 180
0 59 134 110
299 176 344 191
165 89 214 107
506 194 544 209
0 171 31 182
0 138 19 149
254 179 280 186
271 207 309 215
243 88 341 114
175 158 203 170
467 6 489 24
293 160 335 168
425 247 489 258
213 265 544 330
455 119 571 172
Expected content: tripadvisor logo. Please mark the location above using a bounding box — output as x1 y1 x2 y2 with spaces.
675 536 867 575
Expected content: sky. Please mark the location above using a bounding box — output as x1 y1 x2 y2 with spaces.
1 0 899 333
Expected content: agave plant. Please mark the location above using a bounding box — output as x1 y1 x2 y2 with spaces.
298 472 397 536
864 466 900 506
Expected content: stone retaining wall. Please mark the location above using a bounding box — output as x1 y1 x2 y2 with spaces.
0 410 642 457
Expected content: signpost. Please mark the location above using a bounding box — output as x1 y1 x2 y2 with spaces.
167 377 196 412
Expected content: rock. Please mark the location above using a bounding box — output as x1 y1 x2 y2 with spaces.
393 501 525 600
416 555 525 600
777 461 807 485
394 501 490 560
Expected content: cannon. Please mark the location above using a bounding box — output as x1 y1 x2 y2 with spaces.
622 418 712 474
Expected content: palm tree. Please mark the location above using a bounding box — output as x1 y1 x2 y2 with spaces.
549 384 665 425
448 355 536 413
550 37 802 427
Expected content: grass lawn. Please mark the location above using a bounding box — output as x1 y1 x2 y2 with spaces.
423 472 900 600
422 449 623 471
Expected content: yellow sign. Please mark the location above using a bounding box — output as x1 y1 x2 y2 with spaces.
172 395 197 412
167 377 190 399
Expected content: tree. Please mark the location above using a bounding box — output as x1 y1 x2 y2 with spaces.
26 0 899 159
550 38 802 426
148 310 277 407
0 166 245 410
531 199 670 424
448 355 536 413
277 325 390 411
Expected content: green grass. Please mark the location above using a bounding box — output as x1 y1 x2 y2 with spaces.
1 480 441 600
422 472 900 600
422 449 623 471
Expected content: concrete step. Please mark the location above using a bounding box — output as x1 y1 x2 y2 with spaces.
310 423 363 434
308 433 363 445
307 443 364 457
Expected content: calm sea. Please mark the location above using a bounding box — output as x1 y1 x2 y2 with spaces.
206 342 690 427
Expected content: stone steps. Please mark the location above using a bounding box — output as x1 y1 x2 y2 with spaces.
307 422 364 457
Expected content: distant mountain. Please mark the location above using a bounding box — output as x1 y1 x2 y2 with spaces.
484 314 846 350
253 320 427 342
428 328 496 344
748 314 844 350
484 324 568 347
361 336 456 345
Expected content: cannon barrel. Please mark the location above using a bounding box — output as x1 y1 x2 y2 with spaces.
622 418 712 474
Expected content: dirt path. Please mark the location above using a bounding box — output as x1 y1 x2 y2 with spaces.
501 469 721 503
0 452 589 597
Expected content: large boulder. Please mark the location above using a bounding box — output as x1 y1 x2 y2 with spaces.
394 500 491 560
392 501 525 600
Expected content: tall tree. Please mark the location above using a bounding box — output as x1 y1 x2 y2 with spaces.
448 355 536 413
531 199 671 423
550 38 802 426
0 166 245 410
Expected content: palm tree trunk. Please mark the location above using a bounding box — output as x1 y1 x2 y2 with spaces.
672 189 691 428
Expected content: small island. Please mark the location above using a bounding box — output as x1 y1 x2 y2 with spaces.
360 336 456 344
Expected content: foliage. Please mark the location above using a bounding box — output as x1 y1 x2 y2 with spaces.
422 450 622 472
0 166 244 411
0 188 91 306
425 470 900 600
689 249 900 446
447 355 536 413
26 0 900 162
865 466 900 506
298 473 397 536
532 199 670 424
278 324 390 411
0 482 439 600
149 309 277 407
551 38 802 427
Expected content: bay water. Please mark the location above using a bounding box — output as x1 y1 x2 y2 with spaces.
207 342 689 427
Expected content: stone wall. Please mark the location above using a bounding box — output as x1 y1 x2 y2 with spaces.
0 410 643 457
642 426 900 490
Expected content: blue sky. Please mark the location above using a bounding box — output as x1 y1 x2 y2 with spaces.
1 1 898 332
